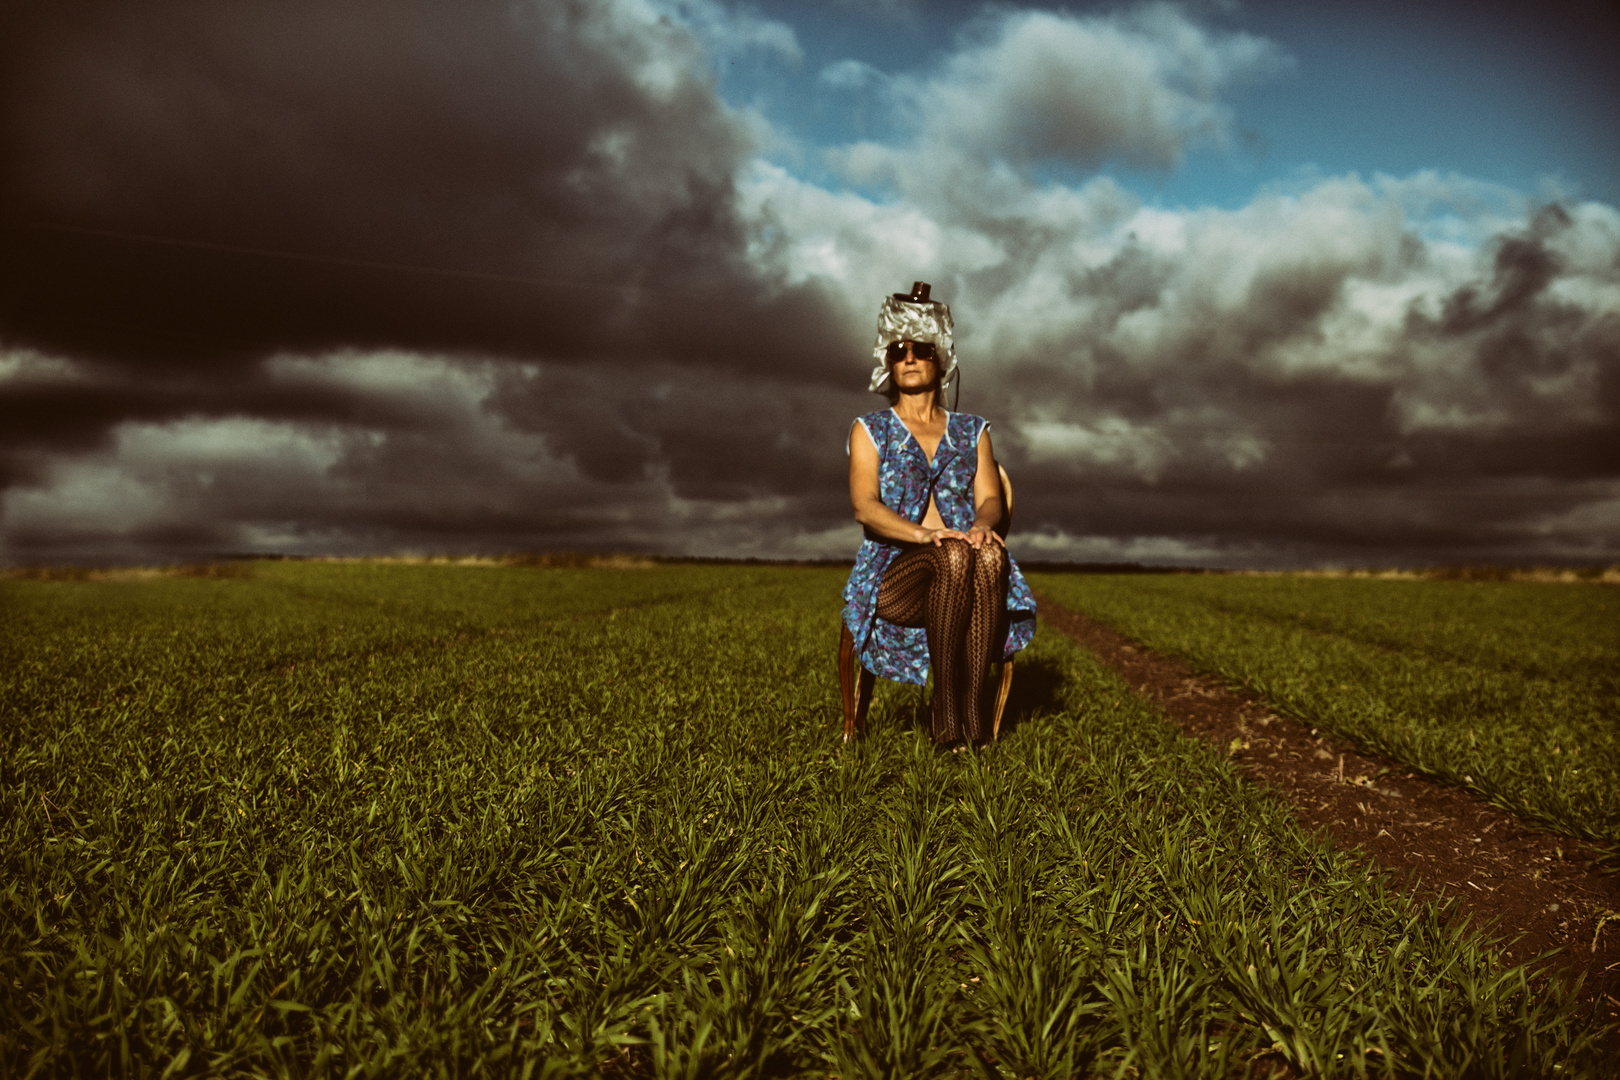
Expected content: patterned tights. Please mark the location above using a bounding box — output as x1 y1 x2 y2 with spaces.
875 538 1008 743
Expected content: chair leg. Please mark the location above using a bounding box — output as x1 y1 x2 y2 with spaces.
838 624 857 740
839 624 875 742
992 659 1014 740
855 669 874 739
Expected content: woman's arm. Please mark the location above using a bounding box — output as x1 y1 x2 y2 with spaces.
849 422 967 546
965 428 1005 549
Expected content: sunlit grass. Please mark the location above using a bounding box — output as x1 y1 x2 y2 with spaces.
1 564 1608 1075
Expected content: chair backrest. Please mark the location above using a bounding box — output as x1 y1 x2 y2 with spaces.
994 464 1014 538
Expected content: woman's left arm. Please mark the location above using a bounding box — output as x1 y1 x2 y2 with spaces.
966 428 1005 549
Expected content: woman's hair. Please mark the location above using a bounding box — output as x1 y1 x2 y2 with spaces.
869 287 956 398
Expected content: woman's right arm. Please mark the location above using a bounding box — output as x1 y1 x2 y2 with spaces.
849 422 965 546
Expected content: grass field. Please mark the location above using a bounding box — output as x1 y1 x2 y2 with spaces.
1030 574 1620 849
1 563 1610 1076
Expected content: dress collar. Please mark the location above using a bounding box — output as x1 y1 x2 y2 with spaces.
888 408 963 475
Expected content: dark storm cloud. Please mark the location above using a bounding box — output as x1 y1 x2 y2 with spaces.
0 350 867 562
0 0 848 399
0 0 871 552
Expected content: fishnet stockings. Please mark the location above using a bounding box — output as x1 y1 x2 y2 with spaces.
875 538 1008 743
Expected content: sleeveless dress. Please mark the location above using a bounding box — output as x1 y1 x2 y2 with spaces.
841 409 1037 684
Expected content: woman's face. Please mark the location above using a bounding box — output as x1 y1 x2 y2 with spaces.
888 340 939 391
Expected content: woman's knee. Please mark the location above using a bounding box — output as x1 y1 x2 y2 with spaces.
932 537 973 579
969 542 1007 591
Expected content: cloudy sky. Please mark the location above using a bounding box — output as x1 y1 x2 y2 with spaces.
2 0 1617 567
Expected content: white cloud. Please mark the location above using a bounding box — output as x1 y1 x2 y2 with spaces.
265 351 501 429
1019 418 1177 480
2 418 346 551
0 348 87 385
904 6 1288 173
818 59 884 91
655 0 802 65
1010 528 1235 567
740 97 1620 560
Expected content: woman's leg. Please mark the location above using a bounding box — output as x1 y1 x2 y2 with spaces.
960 543 1009 742
923 541 975 741
875 540 979 742
872 544 936 629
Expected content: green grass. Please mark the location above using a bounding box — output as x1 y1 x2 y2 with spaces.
1 563 1609 1076
1030 573 1620 848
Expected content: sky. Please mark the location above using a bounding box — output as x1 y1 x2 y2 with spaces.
1 0 1617 567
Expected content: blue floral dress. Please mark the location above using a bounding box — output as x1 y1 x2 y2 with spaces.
842 409 1037 684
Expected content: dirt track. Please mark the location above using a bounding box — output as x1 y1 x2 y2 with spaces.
1036 592 1620 1020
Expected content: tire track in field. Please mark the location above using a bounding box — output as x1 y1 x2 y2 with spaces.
1035 591 1620 1019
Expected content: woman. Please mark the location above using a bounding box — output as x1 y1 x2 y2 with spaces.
842 282 1037 746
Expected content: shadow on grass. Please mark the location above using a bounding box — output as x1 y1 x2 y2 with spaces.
995 654 1066 739
872 654 1067 743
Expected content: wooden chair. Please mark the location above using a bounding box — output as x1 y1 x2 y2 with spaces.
839 465 1016 742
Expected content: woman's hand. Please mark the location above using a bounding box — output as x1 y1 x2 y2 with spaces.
965 523 1004 549
920 527 970 546
917 524 1002 548
921 525 1002 548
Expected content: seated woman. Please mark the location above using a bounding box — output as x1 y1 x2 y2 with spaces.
842 282 1037 746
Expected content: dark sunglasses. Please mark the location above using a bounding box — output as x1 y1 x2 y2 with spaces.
885 340 937 363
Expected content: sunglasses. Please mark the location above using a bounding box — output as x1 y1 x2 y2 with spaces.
885 340 938 363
